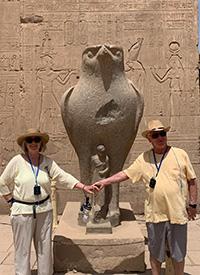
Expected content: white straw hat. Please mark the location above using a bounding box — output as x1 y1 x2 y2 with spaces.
142 120 170 138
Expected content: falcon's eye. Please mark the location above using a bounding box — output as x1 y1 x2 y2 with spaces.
87 51 94 58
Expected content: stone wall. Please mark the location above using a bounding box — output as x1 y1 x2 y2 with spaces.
0 0 199 213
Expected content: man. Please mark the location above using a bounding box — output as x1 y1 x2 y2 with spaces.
92 120 198 275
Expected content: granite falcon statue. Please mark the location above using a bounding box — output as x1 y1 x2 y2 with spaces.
61 45 144 226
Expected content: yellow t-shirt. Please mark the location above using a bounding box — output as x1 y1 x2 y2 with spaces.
124 147 196 224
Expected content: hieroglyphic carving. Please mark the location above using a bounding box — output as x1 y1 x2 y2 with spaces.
0 76 18 141
6 81 16 107
0 53 20 71
40 31 56 56
160 1 193 9
15 73 31 129
64 21 75 45
0 80 6 108
151 89 165 117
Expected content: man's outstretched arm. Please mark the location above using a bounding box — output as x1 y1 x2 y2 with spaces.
92 171 129 189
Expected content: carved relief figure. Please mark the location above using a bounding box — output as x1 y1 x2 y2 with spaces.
35 31 76 134
61 45 144 226
91 144 111 222
150 41 184 130
125 38 146 92
36 54 75 134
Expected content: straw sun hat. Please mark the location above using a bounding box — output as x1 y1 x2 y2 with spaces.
142 120 170 138
17 128 49 146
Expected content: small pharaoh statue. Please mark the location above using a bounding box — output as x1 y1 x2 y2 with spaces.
91 145 111 223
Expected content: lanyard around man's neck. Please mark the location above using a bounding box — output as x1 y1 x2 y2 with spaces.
152 146 169 177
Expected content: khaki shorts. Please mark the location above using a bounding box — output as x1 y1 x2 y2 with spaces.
146 221 187 263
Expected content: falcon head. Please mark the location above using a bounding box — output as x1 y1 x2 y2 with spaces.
81 45 124 77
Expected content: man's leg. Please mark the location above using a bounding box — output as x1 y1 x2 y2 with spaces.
150 255 162 275
172 259 184 275
146 222 167 275
167 223 187 275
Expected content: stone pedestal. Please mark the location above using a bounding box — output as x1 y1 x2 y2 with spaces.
86 219 112 234
53 202 145 273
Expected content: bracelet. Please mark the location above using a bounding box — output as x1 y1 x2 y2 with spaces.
189 204 197 209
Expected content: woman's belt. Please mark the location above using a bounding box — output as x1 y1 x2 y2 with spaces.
12 195 50 205
11 195 50 218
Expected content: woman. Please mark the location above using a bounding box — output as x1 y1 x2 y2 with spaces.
0 128 96 275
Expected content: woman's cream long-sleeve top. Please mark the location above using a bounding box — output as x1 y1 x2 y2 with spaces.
0 154 80 215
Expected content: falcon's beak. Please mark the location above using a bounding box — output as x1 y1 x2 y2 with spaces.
97 45 112 59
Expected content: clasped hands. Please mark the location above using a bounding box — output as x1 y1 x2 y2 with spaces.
82 181 105 194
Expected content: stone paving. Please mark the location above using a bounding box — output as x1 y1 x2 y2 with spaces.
0 214 200 275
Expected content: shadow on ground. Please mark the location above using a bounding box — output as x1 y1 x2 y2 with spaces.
32 268 192 275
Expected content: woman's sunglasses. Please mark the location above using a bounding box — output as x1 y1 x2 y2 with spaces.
25 136 41 144
151 130 166 139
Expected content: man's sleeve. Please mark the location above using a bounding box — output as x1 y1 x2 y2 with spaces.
123 155 143 183
184 151 196 181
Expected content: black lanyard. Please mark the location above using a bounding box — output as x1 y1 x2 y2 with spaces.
152 147 168 177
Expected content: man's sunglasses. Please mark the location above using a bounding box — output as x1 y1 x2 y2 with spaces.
25 136 41 144
151 130 166 139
